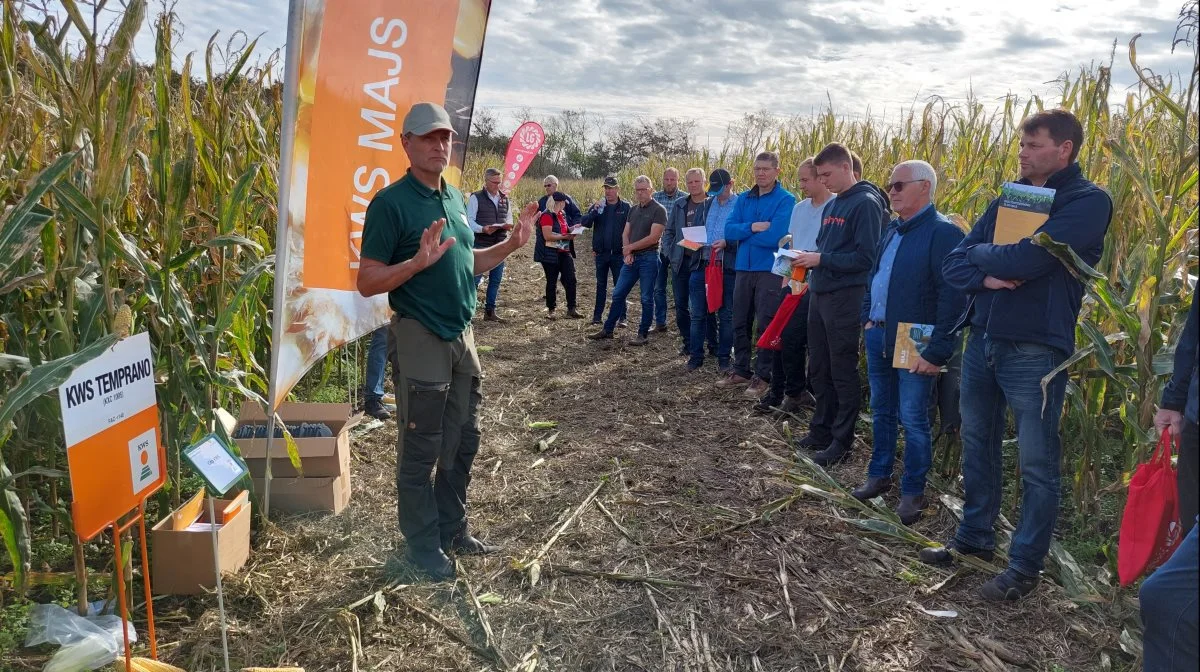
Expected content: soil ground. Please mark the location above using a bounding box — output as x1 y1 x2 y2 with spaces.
11 246 1132 671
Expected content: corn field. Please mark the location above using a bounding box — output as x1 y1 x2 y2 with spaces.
0 0 1197 614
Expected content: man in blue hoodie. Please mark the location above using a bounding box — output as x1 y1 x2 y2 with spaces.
581 176 632 325
719 152 796 396
926 109 1113 601
853 160 965 525
794 143 888 467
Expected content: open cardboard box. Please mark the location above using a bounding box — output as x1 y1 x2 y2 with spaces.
151 489 251 595
251 470 351 514
234 402 361 479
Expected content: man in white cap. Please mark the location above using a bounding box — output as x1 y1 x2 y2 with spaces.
358 102 536 581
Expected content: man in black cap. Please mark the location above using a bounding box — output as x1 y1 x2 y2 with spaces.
358 102 536 581
686 168 739 371
582 176 632 325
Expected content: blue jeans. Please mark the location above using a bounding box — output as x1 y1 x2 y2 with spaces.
865 326 935 496
604 253 658 336
955 332 1068 577
365 326 388 402
672 261 695 344
473 261 505 310
593 252 625 322
653 253 669 328
686 268 720 367
1141 520 1198 671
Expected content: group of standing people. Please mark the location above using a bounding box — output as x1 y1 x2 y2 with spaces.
353 102 1195 671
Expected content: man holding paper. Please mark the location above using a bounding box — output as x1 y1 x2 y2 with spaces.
662 168 716 356
853 160 964 525
930 109 1113 601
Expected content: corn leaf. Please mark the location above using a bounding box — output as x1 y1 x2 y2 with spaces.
0 151 79 283
0 333 118 433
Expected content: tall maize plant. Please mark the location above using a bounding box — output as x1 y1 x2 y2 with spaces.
0 1 275 598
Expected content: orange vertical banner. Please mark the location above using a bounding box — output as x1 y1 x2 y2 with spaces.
271 0 492 409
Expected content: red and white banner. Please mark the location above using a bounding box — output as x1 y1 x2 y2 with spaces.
500 121 546 194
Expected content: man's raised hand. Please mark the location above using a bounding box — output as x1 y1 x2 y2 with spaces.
413 219 455 270
511 202 538 248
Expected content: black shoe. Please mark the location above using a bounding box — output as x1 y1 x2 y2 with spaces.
654 324 668 333
979 569 1039 601
566 309 584 319
796 434 830 452
896 494 927 525
687 361 703 372
484 308 504 322
407 548 456 581
918 539 995 566
587 330 614 340
445 533 499 556
364 398 393 421
851 476 892 501
812 443 850 468
753 397 782 415
629 334 650 346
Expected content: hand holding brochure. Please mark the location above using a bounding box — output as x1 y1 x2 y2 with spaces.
994 182 1055 245
893 322 934 369
678 226 707 251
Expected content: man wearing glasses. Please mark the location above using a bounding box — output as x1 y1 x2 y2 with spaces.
588 175 668 345
851 160 965 525
537 175 582 226
793 142 888 468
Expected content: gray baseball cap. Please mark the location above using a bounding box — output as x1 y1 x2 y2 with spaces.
402 102 456 136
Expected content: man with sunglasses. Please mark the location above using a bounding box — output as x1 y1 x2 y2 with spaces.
793 142 888 467
537 175 582 226
852 160 965 524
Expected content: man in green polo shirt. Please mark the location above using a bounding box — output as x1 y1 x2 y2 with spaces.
358 102 535 581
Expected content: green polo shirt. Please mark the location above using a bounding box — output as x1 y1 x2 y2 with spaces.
360 171 476 341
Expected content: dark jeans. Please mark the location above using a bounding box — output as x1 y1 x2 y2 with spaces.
731 271 786 380
865 325 936 495
672 259 699 345
807 286 866 447
653 252 669 328
930 348 963 436
604 253 658 336
387 318 482 552
542 255 577 312
1140 520 1198 671
365 326 388 402
768 291 811 401
1181 420 1199 537
955 332 1068 578
685 266 720 367
593 251 625 322
473 260 505 310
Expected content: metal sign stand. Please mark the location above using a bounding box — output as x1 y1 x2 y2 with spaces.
207 496 232 672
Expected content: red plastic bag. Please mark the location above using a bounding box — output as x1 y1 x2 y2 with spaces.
756 287 807 351
1118 429 1183 586
705 256 724 313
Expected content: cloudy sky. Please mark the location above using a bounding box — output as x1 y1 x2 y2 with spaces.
33 0 1198 146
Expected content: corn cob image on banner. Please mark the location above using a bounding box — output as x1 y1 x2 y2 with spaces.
270 0 492 408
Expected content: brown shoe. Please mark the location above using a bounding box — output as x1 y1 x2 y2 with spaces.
654 324 669 333
566 309 584 319
744 376 769 397
716 372 751 388
628 334 650 346
484 308 504 323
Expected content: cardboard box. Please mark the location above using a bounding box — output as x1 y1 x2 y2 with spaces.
252 469 351 514
151 490 251 595
234 402 360 479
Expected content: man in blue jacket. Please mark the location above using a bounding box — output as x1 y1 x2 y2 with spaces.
719 152 796 396
794 143 888 467
1141 297 1198 670
853 160 965 525
925 109 1113 601
581 176 632 325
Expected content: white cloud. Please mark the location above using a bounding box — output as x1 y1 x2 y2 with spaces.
32 0 1198 147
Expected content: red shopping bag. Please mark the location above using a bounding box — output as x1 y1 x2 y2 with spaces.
756 287 807 351
705 256 724 313
1118 429 1183 586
